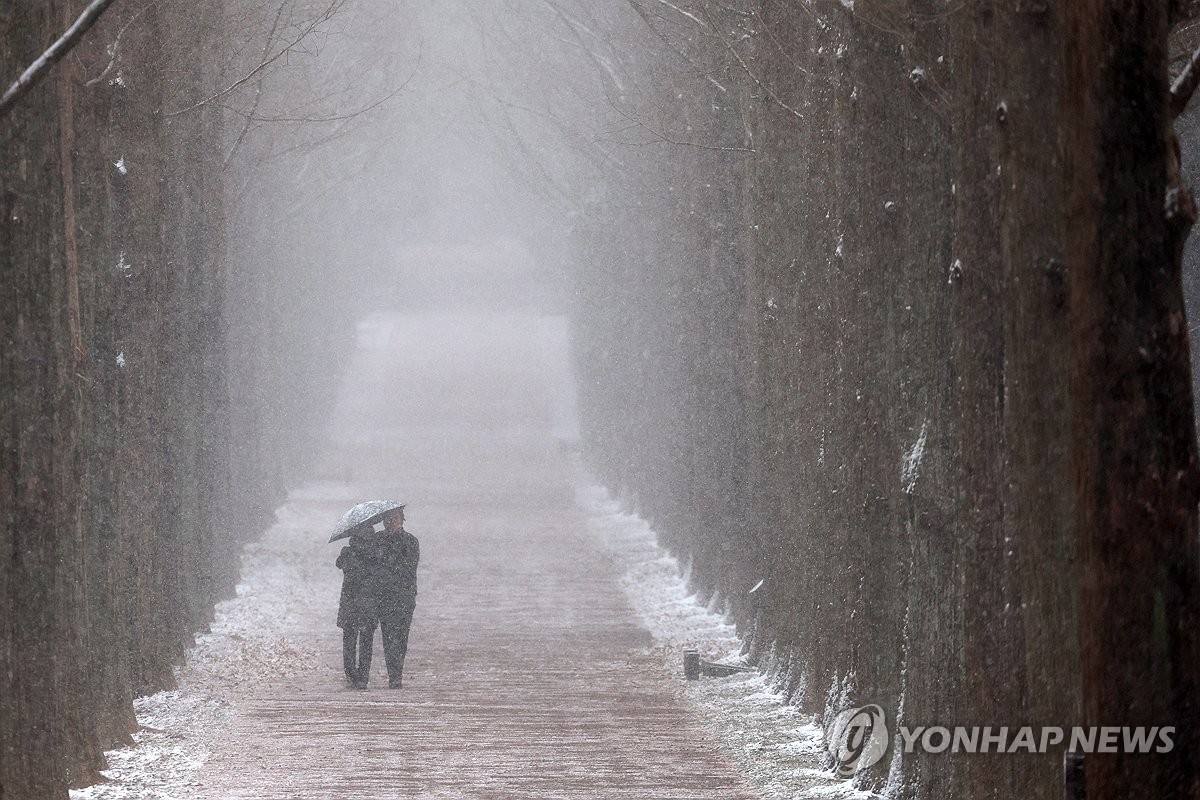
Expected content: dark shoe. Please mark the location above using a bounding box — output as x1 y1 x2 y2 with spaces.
388 678 402 689
353 679 368 690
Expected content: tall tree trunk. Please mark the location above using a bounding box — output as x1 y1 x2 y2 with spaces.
1062 2 1200 797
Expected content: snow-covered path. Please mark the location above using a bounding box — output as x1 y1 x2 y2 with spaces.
71 311 858 800
185 313 759 799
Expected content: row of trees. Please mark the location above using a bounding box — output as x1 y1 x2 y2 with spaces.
0 2 401 795
1 6 235 795
497 1 1200 797
6 1 1200 797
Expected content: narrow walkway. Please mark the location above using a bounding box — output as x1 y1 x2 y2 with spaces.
193 313 758 799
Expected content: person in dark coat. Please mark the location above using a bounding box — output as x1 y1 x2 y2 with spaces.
336 533 378 689
373 507 419 688
336 507 419 689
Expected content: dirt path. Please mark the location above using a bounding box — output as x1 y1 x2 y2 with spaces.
191 313 759 799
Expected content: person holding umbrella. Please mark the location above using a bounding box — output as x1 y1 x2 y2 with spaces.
330 501 420 690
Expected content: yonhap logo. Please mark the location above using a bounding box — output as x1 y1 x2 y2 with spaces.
824 700 1177 781
828 704 889 777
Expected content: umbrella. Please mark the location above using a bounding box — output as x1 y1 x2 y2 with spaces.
328 500 405 543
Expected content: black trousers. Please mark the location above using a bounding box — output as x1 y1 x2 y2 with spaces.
343 625 374 685
379 609 414 683
343 610 414 685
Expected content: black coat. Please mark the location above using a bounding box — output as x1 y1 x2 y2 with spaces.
336 530 420 628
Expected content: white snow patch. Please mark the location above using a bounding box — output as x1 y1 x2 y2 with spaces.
882 744 906 799
882 575 914 798
113 157 128 175
901 420 928 494
70 692 229 800
115 351 125 368
70 481 356 800
578 483 884 799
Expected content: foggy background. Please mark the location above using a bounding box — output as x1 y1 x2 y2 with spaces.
8 2 1200 797
224 0 614 469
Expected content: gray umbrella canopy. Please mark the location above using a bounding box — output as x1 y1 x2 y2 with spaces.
328 500 405 543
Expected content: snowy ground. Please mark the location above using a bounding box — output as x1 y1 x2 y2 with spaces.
73 480 869 800
577 484 883 800
70 482 359 800
71 311 869 799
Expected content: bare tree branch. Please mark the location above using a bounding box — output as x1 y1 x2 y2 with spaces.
1172 18 1200 63
163 0 347 117
234 71 416 124
1172 41 1200 117
0 0 119 118
223 0 291 167
224 43 420 128
623 0 730 93
603 91 755 152
626 0 808 120
706 21 807 118
542 0 628 94
84 1 156 87
646 0 705 28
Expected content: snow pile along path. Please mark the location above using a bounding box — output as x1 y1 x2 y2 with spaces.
71 481 363 800
578 485 882 800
